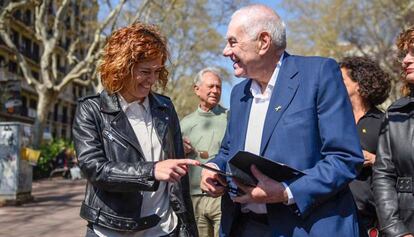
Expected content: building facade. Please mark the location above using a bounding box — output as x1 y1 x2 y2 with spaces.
0 0 97 140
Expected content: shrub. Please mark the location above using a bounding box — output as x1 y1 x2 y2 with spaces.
32 139 74 180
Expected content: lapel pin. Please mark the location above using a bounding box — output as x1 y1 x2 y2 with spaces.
275 105 282 112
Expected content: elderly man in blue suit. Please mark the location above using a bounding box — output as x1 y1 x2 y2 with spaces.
200 4 364 237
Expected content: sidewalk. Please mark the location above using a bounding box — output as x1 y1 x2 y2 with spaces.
0 178 87 237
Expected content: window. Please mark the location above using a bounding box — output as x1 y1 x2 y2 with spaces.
62 57 66 72
29 98 37 109
12 10 21 20
65 16 71 29
71 107 76 124
32 70 39 80
47 29 53 38
8 61 17 73
28 98 37 118
48 1 55 15
74 3 80 17
0 55 5 68
52 127 57 138
72 85 76 98
11 30 19 47
32 42 40 61
21 96 28 116
62 106 68 123
23 9 31 25
58 55 65 73
57 54 61 68
62 128 67 138
21 36 31 56
64 37 71 50
54 104 59 121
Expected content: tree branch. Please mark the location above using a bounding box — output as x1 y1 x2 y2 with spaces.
55 67 90 91
67 38 79 65
73 77 92 87
58 0 128 91
0 0 39 86
131 0 152 23
35 0 47 45
52 53 58 80
52 0 70 45
85 0 127 60
55 0 128 92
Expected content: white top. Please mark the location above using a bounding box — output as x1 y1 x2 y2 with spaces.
241 54 294 214
93 95 177 237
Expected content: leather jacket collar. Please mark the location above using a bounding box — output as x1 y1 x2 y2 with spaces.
388 96 414 111
98 90 171 154
99 90 169 114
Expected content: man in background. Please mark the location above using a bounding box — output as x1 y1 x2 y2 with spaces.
180 67 228 237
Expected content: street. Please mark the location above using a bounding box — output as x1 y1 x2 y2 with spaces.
0 178 87 237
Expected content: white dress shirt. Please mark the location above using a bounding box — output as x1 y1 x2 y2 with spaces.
241 54 294 214
93 95 177 237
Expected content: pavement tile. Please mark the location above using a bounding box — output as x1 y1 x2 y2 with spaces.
0 178 87 237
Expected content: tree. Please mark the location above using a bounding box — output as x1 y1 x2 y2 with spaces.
0 0 127 148
280 0 414 102
0 0 246 148
94 0 245 118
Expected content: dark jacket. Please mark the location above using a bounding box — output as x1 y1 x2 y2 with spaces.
72 90 198 236
349 107 383 235
373 96 414 237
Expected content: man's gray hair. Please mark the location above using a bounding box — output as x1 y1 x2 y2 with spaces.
232 4 287 50
193 67 222 86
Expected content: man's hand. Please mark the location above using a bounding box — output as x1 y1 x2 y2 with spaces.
200 163 228 197
154 159 200 183
362 150 376 167
183 137 194 155
232 165 288 204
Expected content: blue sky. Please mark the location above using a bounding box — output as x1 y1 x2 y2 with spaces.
219 1 284 108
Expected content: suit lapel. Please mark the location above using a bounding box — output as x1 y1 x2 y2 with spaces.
260 53 300 155
234 80 254 151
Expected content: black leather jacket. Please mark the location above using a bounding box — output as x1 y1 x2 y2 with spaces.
72 90 198 236
372 96 414 237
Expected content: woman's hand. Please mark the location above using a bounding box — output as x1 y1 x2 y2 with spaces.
362 150 376 167
154 159 200 182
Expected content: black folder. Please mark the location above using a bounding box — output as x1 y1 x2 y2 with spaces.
228 151 304 186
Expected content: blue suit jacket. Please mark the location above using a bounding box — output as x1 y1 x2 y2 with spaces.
211 53 364 237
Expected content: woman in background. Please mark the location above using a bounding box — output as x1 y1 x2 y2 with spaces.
340 56 391 237
372 25 414 237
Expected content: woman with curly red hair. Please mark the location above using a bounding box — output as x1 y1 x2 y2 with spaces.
372 26 414 237
72 22 199 237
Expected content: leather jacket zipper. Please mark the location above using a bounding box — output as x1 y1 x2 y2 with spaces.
108 173 148 185
103 130 127 149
